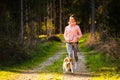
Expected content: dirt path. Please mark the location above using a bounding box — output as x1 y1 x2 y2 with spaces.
14 52 61 80
14 48 61 80
63 52 90 80
14 43 90 80
14 43 65 80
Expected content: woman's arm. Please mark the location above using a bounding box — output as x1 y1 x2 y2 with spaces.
71 25 82 42
64 27 69 41
77 26 82 39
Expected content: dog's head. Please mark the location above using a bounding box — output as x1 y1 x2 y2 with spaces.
64 57 72 67
64 57 72 63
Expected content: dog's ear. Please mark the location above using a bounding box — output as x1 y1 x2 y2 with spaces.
64 58 68 62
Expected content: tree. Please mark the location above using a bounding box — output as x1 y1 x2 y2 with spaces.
91 0 95 38
20 0 24 44
59 0 62 34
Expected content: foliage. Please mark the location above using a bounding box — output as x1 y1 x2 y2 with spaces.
85 33 120 60
47 35 62 42
0 0 120 46
0 0 120 75
63 0 91 33
0 0 20 38
96 0 120 38
0 40 61 80
86 52 120 80
0 38 31 66
41 19 55 35
79 33 120 79
17 41 61 69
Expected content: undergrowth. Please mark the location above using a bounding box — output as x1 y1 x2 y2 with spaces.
17 41 61 69
0 41 61 80
79 33 120 79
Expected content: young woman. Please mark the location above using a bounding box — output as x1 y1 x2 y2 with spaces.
64 15 82 69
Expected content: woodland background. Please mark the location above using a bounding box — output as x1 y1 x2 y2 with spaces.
0 0 120 65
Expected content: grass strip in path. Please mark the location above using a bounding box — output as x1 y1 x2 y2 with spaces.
37 43 67 80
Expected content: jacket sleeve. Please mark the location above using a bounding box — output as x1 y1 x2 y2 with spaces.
71 26 82 42
77 26 82 39
64 27 68 41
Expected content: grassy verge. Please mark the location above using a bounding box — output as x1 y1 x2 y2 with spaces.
79 33 120 80
19 41 61 69
0 41 61 80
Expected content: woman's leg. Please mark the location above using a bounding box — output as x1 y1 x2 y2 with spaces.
66 43 73 58
73 43 79 69
73 43 78 62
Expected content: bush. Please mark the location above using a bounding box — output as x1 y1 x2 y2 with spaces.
85 34 120 60
0 38 31 66
47 35 61 42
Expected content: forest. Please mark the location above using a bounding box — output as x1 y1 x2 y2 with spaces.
0 0 120 66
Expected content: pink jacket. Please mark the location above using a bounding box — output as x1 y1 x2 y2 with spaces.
64 25 82 42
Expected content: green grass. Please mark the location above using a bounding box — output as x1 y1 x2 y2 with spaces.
79 33 120 80
56 34 65 41
44 45 66 73
86 52 120 80
0 41 61 80
0 34 119 80
44 53 64 73
19 41 61 69
37 43 66 80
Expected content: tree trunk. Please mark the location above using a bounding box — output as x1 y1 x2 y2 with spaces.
91 0 95 38
53 0 56 34
59 0 62 34
20 0 24 44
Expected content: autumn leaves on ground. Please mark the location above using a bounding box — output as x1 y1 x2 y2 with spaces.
0 34 120 80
